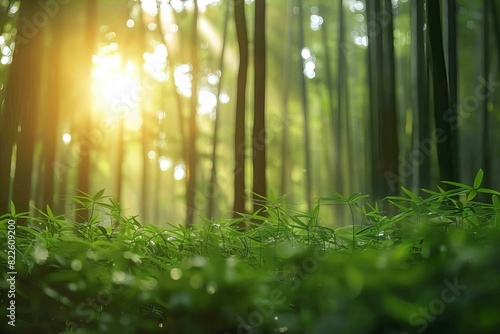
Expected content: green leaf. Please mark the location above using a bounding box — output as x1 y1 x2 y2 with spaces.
10 201 16 217
493 195 500 210
421 189 439 196
437 186 447 195
46 205 55 220
97 226 109 237
477 188 500 195
473 169 484 189
17 225 43 238
290 216 308 229
355 225 374 236
401 187 419 201
467 190 477 202
93 189 106 201
320 191 347 203
312 204 320 218
442 180 472 190
347 193 369 204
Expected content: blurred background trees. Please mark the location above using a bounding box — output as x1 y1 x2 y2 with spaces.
0 0 499 226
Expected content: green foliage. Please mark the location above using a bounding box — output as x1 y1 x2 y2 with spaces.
1 174 500 333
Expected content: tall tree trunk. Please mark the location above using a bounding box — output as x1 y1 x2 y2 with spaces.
233 0 248 219
320 3 338 193
5 1 43 216
41 9 63 211
366 0 380 198
410 0 430 191
253 0 267 215
139 8 150 223
336 0 347 194
157 14 187 167
379 0 399 198
492 0 500 54
280 0 293 197
185 2 199 226
428 0 457 183
208 1 230 219
366 0 399 203
482 0 491 187
444 0 460 182
366 0 381 197
297 0 312 212
115 118 124 205
76 0 98 222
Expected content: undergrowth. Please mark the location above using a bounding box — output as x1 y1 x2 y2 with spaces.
1 170 500 333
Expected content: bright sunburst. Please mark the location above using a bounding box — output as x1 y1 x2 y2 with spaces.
92 47 142 131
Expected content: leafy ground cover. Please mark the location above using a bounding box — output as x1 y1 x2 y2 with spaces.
1 171 500 333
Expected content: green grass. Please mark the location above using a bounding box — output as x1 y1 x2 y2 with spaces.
1 170 500 333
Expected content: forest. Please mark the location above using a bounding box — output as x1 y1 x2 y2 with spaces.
1 0 500 333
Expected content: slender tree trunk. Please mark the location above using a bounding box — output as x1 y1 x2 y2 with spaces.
5 1 43 216
41 10 63 211
280 0 293 197
233 0 248 219
336 0 347 194
208 1 230 219
379 0 399 198
253 0 267 215
157 15 187 163
115 118 124 205
492 0 500 54
428 0 456 183
185 2 199 226
297 0 312 212
411 0 430 191
482 0 491 187
366 0 399 203
366 0 381 198
139 9 150 223
444 0 459 182
319 4 336 193
76 0 98 222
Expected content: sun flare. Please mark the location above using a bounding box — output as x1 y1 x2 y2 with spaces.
92 50 142 131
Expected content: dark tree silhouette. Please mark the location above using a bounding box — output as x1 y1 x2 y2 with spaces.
410 0 430 191
233 0 249 219
366 0 399 202
76 0 98 222
428 0 458 183
1 1 43 215
252 0 267 215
